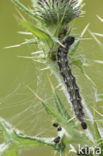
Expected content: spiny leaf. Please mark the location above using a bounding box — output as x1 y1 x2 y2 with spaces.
69 39 80 56
0 118 55 155
69 24 89 56
26 86 66 123
11 0 44 23
47 76 72 121
94 121 101 141
41 101 63 122
54 22 62 37
20 20 54 48
15 131 55 147
54 92 71 120
70 55 85 72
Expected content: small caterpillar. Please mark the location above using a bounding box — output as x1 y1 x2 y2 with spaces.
57 36 87 130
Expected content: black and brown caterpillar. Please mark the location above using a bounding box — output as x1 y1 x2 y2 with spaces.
57 36 87 130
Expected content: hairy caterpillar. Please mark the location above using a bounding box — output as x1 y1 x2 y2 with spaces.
57 36 87 130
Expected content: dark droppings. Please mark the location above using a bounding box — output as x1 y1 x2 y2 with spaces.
81 122 87 130
54 136 61 144
53 122 59 127
57 36 87 129
57 127 62 131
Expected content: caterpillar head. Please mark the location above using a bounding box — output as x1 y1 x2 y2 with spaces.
65 36 75 45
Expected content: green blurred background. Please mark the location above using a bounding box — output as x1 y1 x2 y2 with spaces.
0 0 103 155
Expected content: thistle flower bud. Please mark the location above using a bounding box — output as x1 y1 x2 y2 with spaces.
35 0 82 26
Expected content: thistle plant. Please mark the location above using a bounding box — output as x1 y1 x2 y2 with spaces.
1 0 103 156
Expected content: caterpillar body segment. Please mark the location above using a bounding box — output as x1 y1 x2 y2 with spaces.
57 36 87 129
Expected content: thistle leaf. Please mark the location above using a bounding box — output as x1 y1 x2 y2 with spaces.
0 117 55 155
20 20 54 48
94 121 101 140
41 101 64 122
54 23 62 37
54 92 71 120
69 24 89 56
69 39 80 56
70 55 85 72
11 0 44 23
